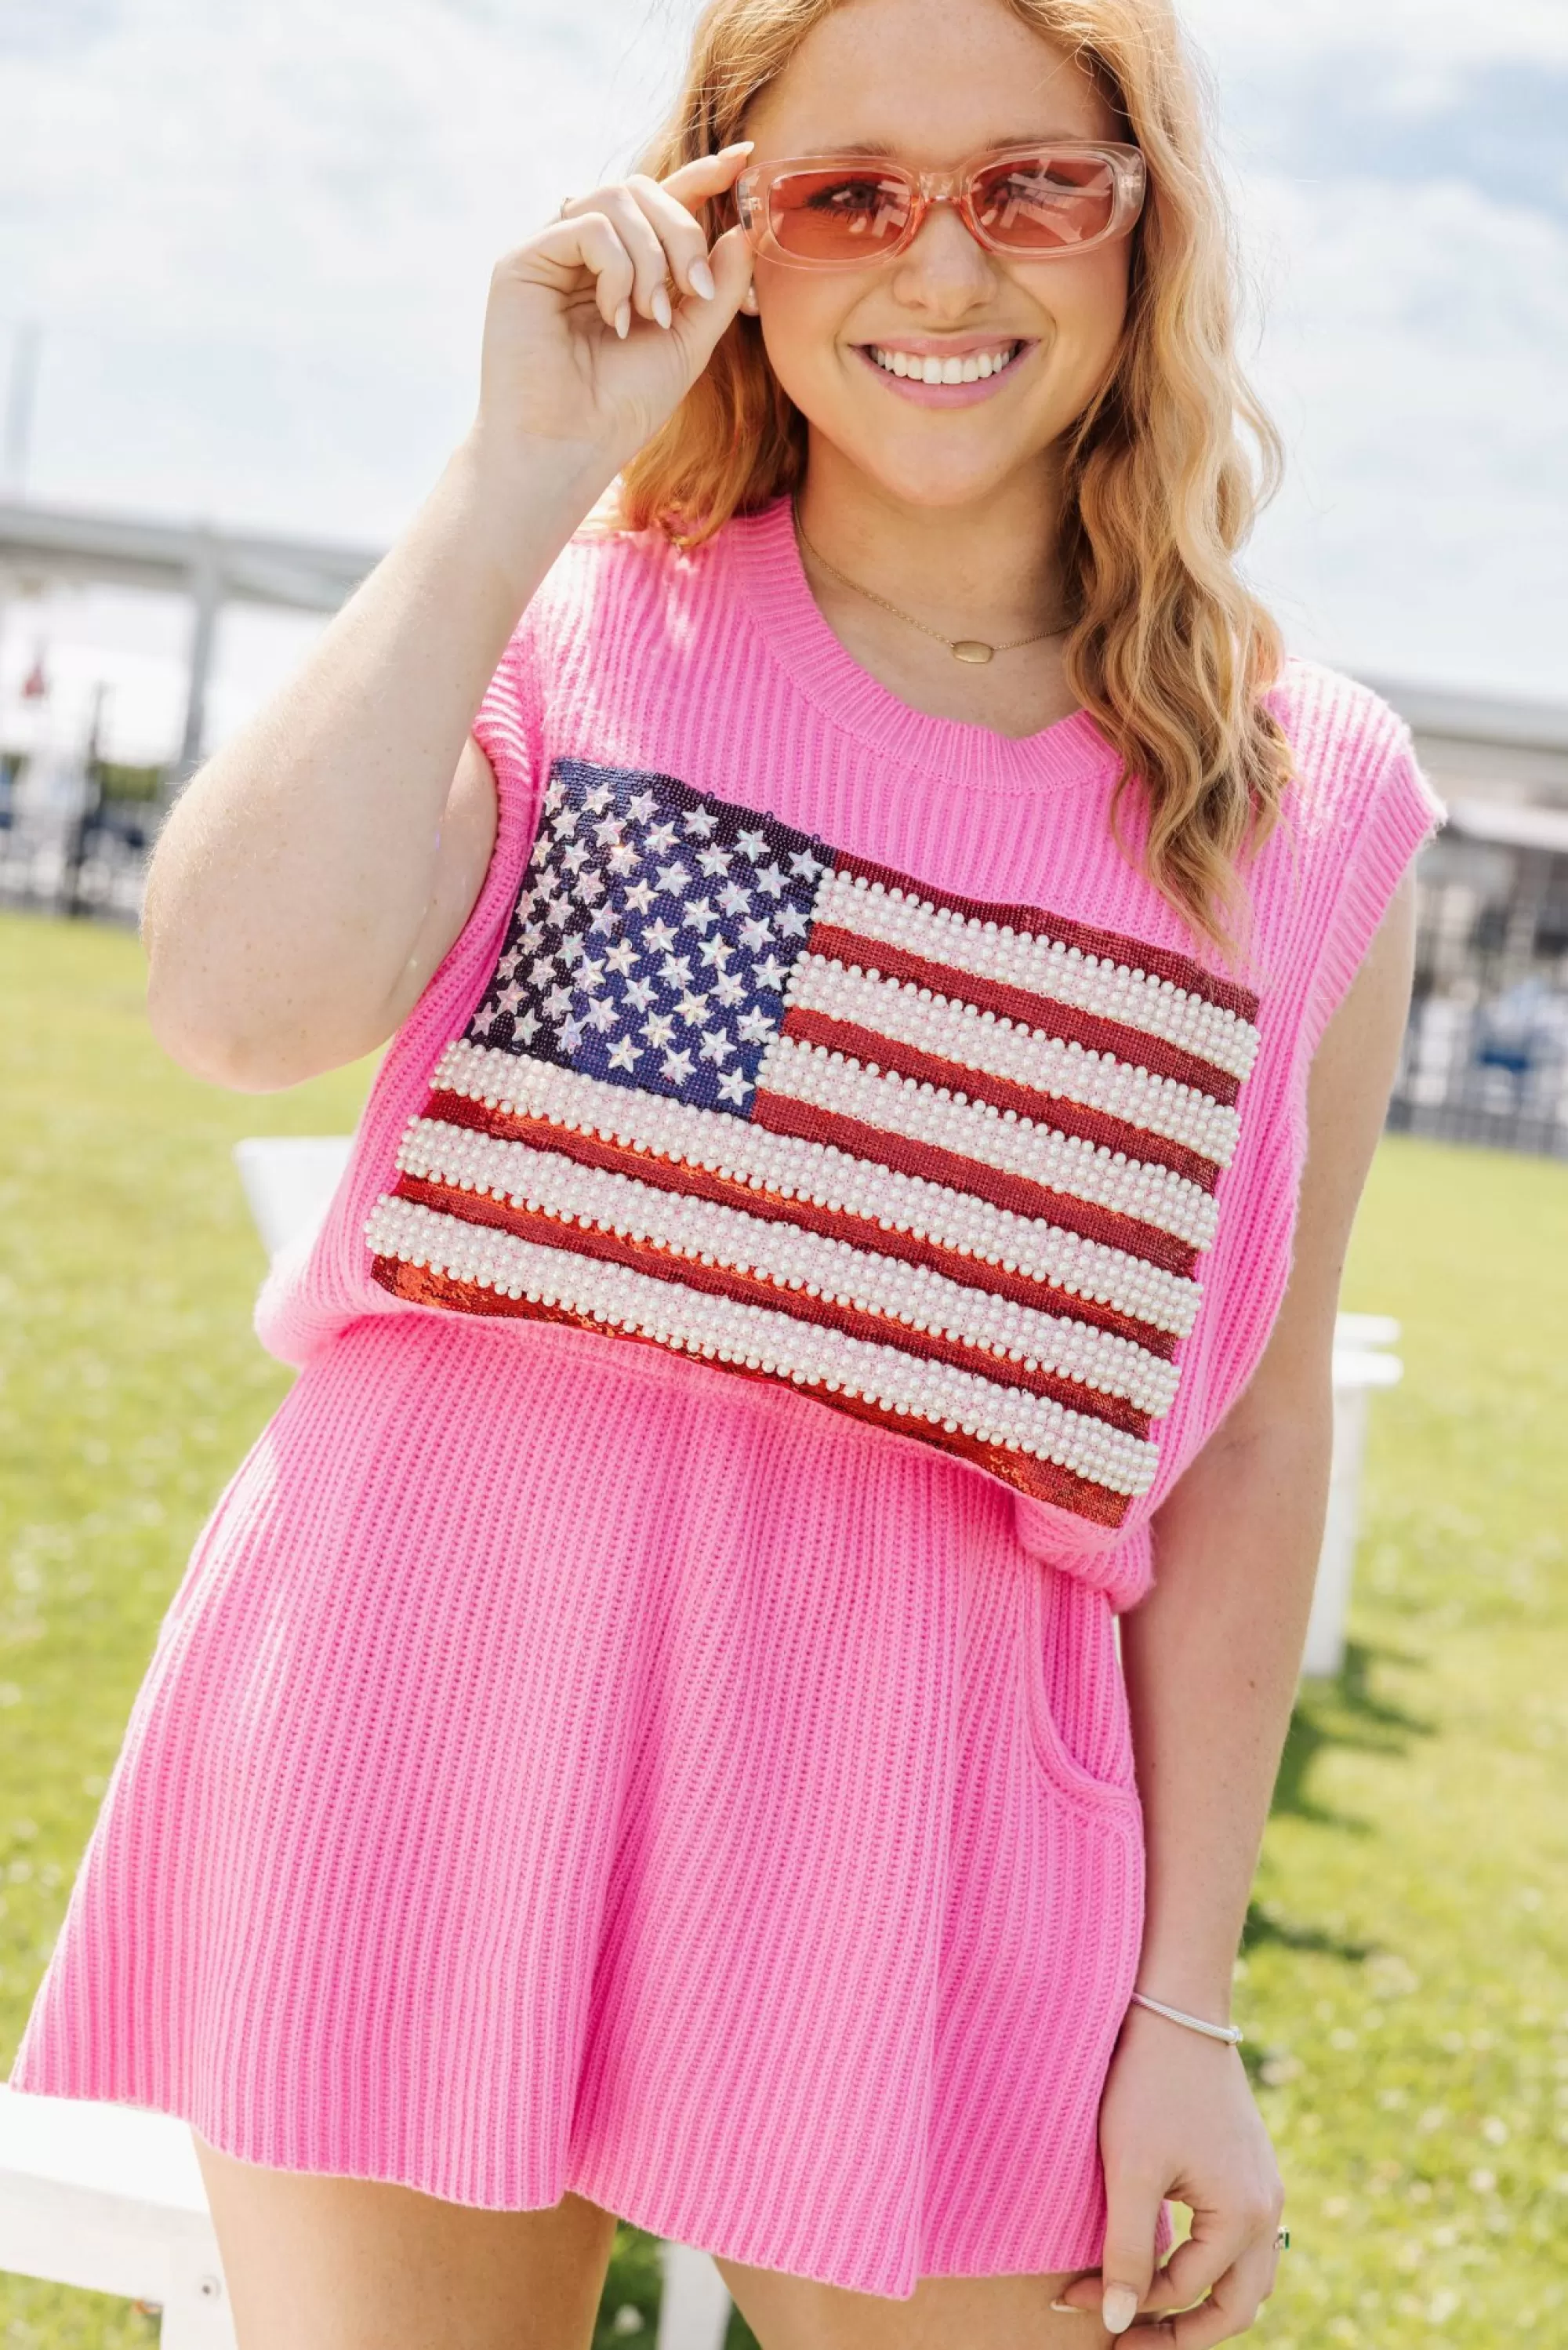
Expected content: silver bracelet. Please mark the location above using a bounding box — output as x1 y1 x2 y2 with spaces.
1128 1989 1244 2045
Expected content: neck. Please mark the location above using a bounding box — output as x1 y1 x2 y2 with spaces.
793 438 1070 643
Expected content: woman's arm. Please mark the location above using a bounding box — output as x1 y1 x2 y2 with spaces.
1054 862 1419 2345
141 148 757 1094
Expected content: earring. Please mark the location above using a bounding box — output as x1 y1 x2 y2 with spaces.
740 284 760 314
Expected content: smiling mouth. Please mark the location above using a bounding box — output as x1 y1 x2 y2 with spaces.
859 339 1028 385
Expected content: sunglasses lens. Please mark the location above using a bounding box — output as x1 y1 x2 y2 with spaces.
970 152 1120 252
766 168 915 260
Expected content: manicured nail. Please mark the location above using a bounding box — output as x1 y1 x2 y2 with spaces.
614 301 630 339
1102 2284 1141 2334
1048 2301 1076 2315
725 140 755 154
689 258 716 300
652 285 673 329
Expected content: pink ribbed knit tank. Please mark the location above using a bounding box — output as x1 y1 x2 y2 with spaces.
10 498 1443 2297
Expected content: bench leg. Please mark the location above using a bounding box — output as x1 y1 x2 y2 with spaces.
657 2239 733 2350
156 2257 239 2350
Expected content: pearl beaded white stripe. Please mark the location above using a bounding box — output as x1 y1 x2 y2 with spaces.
434 1042 1206 1337
365 1194 1161 1495
395 1119 1181 1417
784 956 1240 1165
813 872 1260 1082
756 1036 1220 1251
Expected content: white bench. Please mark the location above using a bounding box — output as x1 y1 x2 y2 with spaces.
0 2079 731 2349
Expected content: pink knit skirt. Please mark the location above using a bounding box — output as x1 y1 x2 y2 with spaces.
9 1309 1170 2297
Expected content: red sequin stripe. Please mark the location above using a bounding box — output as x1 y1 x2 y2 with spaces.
420 1088 1180 1360
390 1173 1155 1439
782 1006 1220 1194
751 1091 1201 1280
371 1253 1133 1527
806 924 1241 1107
832 852 1261 1023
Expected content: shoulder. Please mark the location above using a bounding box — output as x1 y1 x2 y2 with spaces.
519 510 733 661
1265 657 1418 826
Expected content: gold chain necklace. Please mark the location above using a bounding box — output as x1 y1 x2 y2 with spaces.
793 503 1071 666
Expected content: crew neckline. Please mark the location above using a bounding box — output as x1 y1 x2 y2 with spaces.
723 493 1120 795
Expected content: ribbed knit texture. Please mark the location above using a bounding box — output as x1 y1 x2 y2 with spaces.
9 498 1443 2295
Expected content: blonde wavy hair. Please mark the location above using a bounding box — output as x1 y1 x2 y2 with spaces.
613 0 1291 959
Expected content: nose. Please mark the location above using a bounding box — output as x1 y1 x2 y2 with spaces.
891 198 999 311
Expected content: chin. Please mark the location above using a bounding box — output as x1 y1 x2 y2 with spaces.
842 434 1036 512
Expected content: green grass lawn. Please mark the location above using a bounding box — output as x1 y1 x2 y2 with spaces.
1 907 1564 2349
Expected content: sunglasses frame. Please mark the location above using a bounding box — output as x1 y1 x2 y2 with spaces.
734 140 1148 269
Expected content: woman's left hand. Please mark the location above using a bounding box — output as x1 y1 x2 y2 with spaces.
1051 2001 1286 2342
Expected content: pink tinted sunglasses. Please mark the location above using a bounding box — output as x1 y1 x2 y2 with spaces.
735 140 1147 268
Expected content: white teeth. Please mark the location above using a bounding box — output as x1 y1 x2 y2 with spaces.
869 343 1017 383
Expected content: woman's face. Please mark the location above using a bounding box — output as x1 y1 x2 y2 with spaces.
742 0 1135 512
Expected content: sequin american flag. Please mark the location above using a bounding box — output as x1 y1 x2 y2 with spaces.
367 756 1262 1528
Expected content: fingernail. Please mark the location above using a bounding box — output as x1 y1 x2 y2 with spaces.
1048 2301 1076 2315
725 140 755 154
1102 2283 1141 2334
652 285 673 329
614 301 630 339
689 258 715 300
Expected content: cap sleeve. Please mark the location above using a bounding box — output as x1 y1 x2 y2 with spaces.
1298 729 1446 1059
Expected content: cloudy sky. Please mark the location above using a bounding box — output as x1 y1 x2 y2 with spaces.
2 0 1565 759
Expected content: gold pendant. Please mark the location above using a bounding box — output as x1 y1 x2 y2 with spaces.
950 639 996 665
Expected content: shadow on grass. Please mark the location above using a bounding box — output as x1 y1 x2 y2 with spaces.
1269 1637 1436 1829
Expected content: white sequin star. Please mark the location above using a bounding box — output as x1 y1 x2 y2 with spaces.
644 820 679 856
674 991 709 1026
684 895 720 935
514 1008 539 1043
644 1013 676 1049
607 841 638 874
626 790 657 823
775 903 810 938
560 1013 587 1049
658 953 692 988
588 904 619 938
661 1047 695 1084
736 827 766 860
604 939 638 975
698 1030 735 1066
544 983 573 1018
713 972 746 1006
586 996 619 1033
623 879 656 913
684 806 718 837
606 1035 639 1071
754 861 786 899
789 849 825 880
644 918 678 952
736 1007 774 1044
717 880 750 916
624 976 656 1012
739 916 771 950
717 1067 750 1104
583 783 613 814
654 861 691 897
697 934 734 971
754 955 789 992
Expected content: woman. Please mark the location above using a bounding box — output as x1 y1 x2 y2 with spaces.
9 0 1442 2342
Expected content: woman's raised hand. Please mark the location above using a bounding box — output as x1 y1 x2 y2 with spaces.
474 144 757 485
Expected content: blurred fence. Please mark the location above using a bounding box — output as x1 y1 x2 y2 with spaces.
1390 804 1568 1158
